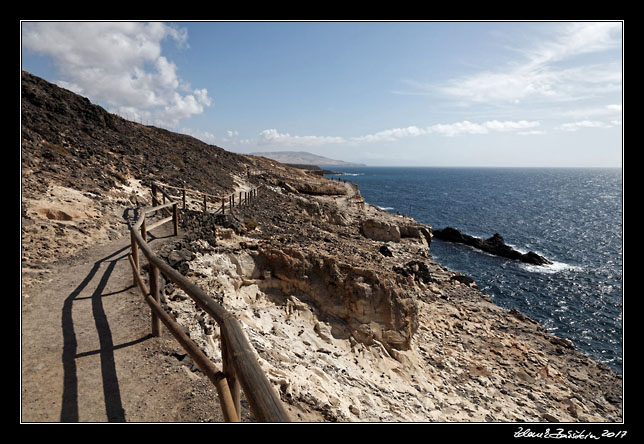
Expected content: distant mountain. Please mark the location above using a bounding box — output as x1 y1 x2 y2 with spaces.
249 151 366 167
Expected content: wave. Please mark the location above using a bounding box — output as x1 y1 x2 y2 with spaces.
505 243 582 274
521 260 584 274
326 172 364 177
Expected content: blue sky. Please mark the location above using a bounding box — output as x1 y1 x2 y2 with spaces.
21 21 623 167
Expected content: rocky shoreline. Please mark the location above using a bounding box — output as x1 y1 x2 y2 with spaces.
156 176 621 422
21 71 622 422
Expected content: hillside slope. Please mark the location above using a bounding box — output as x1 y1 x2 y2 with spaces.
21 71 252 198
21 71 344 264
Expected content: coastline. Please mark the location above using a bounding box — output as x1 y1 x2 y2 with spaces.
155 162 623 422
325 165 623 374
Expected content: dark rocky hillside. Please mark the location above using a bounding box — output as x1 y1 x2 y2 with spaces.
20 70 345 265
21 70 251 199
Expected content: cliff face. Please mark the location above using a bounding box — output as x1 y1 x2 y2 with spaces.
21 71 622 422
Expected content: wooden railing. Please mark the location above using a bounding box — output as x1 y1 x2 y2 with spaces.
156 182 259 214
128 182 289 422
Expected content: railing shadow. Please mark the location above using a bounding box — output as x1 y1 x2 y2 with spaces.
60 244 148 422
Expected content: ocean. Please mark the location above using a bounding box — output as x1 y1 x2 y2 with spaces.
326 167 623 373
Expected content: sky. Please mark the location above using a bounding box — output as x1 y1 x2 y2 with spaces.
21 21 623 167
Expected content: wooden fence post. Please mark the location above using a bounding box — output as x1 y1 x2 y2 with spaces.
221 333 241 419
221 198 225 215
203 194 207 212
182 184 186 210
149 262 161 337
130 230 139 285
172 203 178 236
152 183 158 207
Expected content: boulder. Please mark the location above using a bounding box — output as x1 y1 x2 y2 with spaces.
360 218 401 242
399 223 433 247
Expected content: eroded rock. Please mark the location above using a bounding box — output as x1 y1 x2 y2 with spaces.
360 218 401 242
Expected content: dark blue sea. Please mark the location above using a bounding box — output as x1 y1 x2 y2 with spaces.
326 167 623 372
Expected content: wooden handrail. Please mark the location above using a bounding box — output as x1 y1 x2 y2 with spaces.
128 183 289 422
128 253 241 421
156 182 261 214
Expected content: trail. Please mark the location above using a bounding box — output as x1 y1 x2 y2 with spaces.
21 222 228 422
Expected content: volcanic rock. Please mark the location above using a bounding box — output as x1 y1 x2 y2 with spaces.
433 227 552 265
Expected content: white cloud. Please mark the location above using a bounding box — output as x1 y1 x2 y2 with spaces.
255 119 541 148
437 22 622 105
258 129 346 146
155 90 212 128
556 120 613 132
482 120 541 132
428 121 488 137
560 103 623 119
526 22 622 66
441 69 559 103
428 120 540 137
22 21 209 128
350 126 427 143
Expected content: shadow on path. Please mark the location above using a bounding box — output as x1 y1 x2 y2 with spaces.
60 244 146 422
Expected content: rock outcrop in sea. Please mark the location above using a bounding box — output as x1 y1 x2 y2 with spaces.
433 227 552 266
21 71 622 422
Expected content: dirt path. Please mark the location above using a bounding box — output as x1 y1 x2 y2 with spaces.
21 223 231 422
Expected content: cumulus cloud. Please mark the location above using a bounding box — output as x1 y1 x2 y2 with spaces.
22 22 210 128
350 126 427 143
258 129 346 146
428 121 488 137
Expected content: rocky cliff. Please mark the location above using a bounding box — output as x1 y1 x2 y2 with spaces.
21 71 622 422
